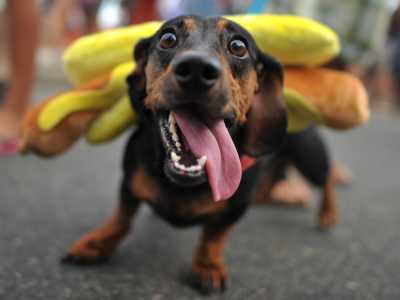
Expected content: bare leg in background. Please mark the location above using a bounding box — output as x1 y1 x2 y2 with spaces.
0 0 39 140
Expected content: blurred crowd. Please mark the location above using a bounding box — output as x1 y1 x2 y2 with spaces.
0 0 400 154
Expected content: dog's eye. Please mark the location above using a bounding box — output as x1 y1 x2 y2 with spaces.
159 32 177 49
229 39 247 57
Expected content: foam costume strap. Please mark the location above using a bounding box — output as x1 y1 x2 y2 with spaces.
19 14 369 157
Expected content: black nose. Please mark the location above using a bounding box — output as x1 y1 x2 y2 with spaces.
172 51 221 91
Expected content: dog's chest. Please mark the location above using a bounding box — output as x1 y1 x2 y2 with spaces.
130 168 227 226
150 194 227 227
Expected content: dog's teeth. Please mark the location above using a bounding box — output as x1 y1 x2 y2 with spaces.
175 162 186 170
167 113 182 150
197 156 207 167
173 161 197 173
168 112 174 124
171 152 180 162
189 165 201 172
172 159 203 173
168 113 176 129
172 134 181 150
169 120 177 134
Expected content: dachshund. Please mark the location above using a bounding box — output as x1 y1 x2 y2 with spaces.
61 15 326 293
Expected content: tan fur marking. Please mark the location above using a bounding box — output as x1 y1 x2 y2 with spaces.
184 18 197 31
319 173 337 229
218 53 258 123
175 194 228 216
65 198 139 262
144 62 171 110
130 168 160 202
192 225 232 289
216 19 228 33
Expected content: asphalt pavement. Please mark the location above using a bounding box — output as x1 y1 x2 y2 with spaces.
1 81 400 300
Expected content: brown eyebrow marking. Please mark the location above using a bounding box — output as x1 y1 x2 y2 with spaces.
216 19 228 33
143 61 170 110
216 52 258 123
184 18 197 31
130 167 160 202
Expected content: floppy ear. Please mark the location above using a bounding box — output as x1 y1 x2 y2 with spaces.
241 51 287 157
127 37 153 112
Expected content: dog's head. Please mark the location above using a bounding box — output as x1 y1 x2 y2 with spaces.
127 15 287 201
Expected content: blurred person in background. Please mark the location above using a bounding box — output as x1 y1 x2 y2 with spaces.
46 0 75 49
388 3 400 108
123 0 159 24
46 0 102 48
80 0 102 34
0 0 39 154
157 0 253 20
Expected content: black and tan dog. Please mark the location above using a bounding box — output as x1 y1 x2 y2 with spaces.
62 15 335 292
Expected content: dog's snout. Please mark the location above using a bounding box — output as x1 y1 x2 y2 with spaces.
172 51 221 91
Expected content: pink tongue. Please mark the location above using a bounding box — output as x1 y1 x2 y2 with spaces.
174 111 242 201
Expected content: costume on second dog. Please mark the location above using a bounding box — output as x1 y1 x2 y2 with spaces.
19 15 369 292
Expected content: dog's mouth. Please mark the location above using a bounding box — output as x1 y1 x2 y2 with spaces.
158 110 242 201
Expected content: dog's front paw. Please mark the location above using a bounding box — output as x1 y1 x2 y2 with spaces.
318 212 337 230
191 262 228 294
61 231 117 265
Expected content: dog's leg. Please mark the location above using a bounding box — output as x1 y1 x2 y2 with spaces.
191 223 231 293
283 128 339 228
332 162 353 186
318 173 337 230
62 184 140 264
269 174 312 206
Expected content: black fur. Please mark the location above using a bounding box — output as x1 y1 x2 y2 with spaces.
270 127 331 187
63 16 333 293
